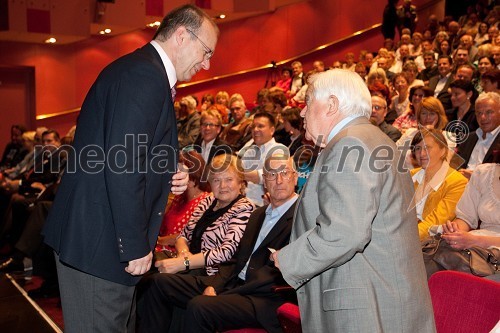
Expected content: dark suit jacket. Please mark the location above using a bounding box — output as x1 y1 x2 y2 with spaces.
456 131 500 169
207 201 296 332
429 74 453 110
192 136 232 164
42 43 178 286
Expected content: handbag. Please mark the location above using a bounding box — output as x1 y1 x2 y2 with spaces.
422 235 500 279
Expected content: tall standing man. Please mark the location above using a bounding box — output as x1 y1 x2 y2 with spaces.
272 70 436 332
42 5 219 332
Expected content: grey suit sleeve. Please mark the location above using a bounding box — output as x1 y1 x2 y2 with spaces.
278 138 382 288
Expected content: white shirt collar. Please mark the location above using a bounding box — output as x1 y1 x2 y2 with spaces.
476 125 500 142
412 161 450 191
327 115 362 143
150 40 177 89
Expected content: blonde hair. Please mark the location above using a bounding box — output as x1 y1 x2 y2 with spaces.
207 154 246 193
418 97 448 130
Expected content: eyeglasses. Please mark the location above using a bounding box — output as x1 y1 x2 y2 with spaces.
372 105 386 111
201 123 220 128
186 29 213 61
263 169 296 181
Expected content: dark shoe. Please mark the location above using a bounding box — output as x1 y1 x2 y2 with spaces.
28 283 60 299
0 257 24 273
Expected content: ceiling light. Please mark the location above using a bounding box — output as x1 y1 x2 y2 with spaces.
147 21 161 28
104 28 111 34
217 14 226 19
45 37 57 43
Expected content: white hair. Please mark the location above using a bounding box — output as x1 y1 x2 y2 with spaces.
476 91 500 107
308 69 371 118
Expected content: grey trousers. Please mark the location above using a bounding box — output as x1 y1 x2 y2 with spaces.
55 254 136 333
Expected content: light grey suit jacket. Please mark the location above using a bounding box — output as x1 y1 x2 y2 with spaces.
278 117 436 332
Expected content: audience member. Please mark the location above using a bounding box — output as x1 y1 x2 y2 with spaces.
178 95 201 148
280 107 304 155
290 61 304 95
239 112 287 206
389 73 411 119
312 60 325 72
0 125 27 170
411 129 468 240
429 55 454 109
417 51 439 82
137 153 297 332
192 109 232 164
440 163 499 281
275 67 292 91
156 151 210 254
457 92 500 176
200 93 214 112
381 0 399 40
220 95 252 151
371 95 402 141
480 69 500 93
446 80 479 134
393 85 433 134
155 154 254 276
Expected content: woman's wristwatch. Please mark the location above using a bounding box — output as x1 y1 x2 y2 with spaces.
183 256 190 271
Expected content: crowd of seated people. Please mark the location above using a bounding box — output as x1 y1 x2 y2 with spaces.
0 3 499 331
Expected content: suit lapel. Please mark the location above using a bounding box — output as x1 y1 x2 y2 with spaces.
254 202 296 253
237 207 268 265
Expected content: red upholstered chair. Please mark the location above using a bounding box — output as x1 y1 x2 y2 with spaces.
428 271 500 333
277 303 302 333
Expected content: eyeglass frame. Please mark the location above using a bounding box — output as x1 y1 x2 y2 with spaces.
186 28 213 60
263 169 296 181
201 122 220 128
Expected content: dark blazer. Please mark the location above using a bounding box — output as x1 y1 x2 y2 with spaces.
192 136 232 164
379 121 402 142
456 131 500 169
42 43 178 286
428 74 453 110
208 201 296 332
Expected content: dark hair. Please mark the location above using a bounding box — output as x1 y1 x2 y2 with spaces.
11 124 27 134
281 67 292 76
481 69 500 85
153 4 218 41
478 56 495 67
281 107 303 131
42 129 60 141
409 85 433 101
437 55 452 64
253 111 276 127
449 79 474 92
201 93 214 104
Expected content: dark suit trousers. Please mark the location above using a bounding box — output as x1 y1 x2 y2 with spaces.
137 273 264 333
56 255 136 333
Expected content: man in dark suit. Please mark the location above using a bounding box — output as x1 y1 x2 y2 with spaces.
457 92 500 177
429 55 454 110
191 108 232 164
137 154 299 333
42 5 218 332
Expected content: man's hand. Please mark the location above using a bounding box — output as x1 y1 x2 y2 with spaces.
203 286 217 296
171 163 188 195
271 250 281 270
31 182 46 191
125 251 152 275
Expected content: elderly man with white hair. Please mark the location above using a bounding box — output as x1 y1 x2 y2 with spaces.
272 69 436 332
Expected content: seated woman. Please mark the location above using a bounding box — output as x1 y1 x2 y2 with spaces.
155 151 211 254
445 79 479 134
411 129 468 241
480 69 500 94
155 154 255 276
393 85 433 134
280 107 303 156
441 163 499 252
397 96 456 168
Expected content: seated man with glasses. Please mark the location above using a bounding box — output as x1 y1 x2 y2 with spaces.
370 95 402 142
190 109 232 164
137 153 298 333
220 95 252 151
